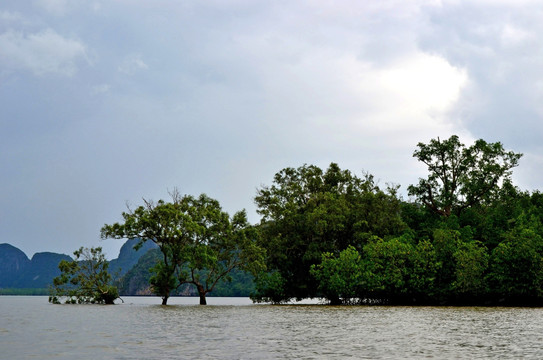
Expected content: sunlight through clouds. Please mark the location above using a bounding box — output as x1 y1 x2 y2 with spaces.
1 0 542 258
378 53 467 129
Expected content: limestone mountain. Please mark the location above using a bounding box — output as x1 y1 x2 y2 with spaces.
0 239 155 290
108 238 158 277
0 243 31 287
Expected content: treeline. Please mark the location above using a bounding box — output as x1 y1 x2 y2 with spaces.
69 135 542 306
251 135 543 305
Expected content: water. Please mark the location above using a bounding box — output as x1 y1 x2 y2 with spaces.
1 296 543 359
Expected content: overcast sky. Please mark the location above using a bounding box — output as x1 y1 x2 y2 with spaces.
2 0 543 259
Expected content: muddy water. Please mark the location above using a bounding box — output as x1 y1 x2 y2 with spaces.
1 296 542 359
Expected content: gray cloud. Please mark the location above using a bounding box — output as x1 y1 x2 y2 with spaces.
0 0 539 258
418 1 543 188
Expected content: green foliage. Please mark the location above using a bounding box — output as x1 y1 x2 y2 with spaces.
488 224 543 300
48 247 119 305
432 229 461 294
408 239 439 297
209 268 255 297
66 136 543 306
310 246 363 304
101 191 265 305
117 248 162 295
452 241 489 297
408 135 522 217
149 261 177 300
360 236 415 301
251 271 286 304
253 163 406 302
310 237 440 304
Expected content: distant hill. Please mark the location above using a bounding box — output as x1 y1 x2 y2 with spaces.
0 240 255 296
19 252 73 288
0 244 73 289
117 248 162 295
118 248 256 297
0 240 155 291
0 243 32 287
109 238 158 277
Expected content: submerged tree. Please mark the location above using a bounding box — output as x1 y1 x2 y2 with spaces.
48 247 119 304
101 191 265 305
101 194 187 304
487 220 543 302
310 246 363 305
178 205 264 305
408 135 522 217
253 163 406 302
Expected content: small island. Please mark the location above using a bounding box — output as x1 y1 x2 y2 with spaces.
4 135 541 307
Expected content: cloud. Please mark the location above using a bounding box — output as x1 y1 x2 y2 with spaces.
420 2 543 137
500 24 533 48
0 28 88 76
376 53 467 129
34 0 103 15
118 54 149 75
91 83 110 95
35 0 69 16
416 0 543 191
217 8 468 154
0 10 23 23
1 0 541 259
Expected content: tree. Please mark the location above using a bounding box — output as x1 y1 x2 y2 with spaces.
407 135 522 217
360 236 414 302
253 163 406 302
251 271 286 304
452 240 489 299
487 222 543 302
252 163 403 301
408 238 439 299
432 228 462 296
48 247 119 305
310 246 363 305
101 193 193 304
179 207 264 305
101 191 265 305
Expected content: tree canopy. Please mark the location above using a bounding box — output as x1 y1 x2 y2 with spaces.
49 247 119 305
252 163 406 303
249 137 543 305
407 135 522 217
52 135 543 306
101 191 265 305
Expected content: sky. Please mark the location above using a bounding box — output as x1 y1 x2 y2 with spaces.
2 0 543 259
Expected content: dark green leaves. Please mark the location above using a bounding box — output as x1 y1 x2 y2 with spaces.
48 247 119 305
253 163 406 302
408 135 522 217
101 191 264 305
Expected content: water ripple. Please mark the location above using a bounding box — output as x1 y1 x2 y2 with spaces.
2 297 543 359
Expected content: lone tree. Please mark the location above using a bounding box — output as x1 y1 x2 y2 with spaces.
101 191 265 305
407 135 522 217
49 247 119 304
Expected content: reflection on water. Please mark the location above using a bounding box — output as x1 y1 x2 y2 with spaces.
2 296 543 359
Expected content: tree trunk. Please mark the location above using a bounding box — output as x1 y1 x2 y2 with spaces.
162 296 169 305
197 284 207 305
